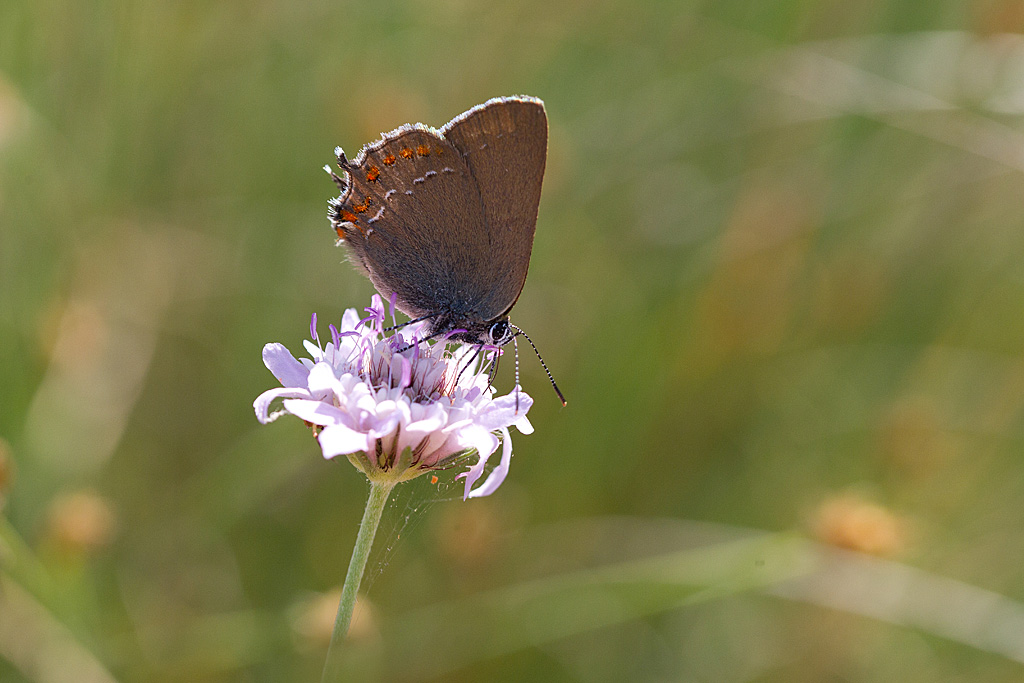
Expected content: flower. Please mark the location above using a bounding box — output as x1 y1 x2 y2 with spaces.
254 296 533 498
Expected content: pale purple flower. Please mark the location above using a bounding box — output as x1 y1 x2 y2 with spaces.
254 295 533 498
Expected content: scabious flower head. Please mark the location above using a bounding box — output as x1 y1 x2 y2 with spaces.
254 296 533 498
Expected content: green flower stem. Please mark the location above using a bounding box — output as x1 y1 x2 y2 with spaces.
321 478 397 683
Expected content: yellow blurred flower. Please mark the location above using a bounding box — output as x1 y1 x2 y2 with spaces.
813 492 907 556
44 490 117 557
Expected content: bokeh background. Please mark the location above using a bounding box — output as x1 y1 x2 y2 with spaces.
5 0 1024 680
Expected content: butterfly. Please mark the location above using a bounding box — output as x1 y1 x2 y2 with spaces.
326 96 564 404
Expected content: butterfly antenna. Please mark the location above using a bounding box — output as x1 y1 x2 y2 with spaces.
382 314 434 334
509 325 566 406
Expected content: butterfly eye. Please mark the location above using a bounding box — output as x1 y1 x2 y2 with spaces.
489 321 512 345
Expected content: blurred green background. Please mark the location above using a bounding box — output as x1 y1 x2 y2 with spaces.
5 0 1024 680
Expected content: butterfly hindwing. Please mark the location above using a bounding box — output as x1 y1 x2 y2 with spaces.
331 126 490 320
442 97 548 320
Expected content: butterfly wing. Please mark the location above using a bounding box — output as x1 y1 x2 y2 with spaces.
441 96 548 321
329 97 548 328
329 126 490 320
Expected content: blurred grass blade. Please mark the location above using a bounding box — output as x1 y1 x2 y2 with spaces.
0 573 117 683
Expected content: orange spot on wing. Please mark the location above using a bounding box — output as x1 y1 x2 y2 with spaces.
434 146 444 156
382 153 396 165
399 148 414 159
354 203 368 213
416 144 430 156
337 216 366 237
430 475 438 484
366 166 380 182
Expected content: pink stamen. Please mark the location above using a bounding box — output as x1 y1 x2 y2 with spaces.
388 292 399 327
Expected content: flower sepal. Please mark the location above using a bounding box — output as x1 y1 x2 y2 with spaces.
343 446 415 485
349 446 478 487
344 450 378 480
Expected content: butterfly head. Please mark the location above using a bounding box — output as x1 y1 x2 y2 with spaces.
432 313 515 347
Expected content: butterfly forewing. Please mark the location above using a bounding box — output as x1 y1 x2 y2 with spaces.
441 97 548 320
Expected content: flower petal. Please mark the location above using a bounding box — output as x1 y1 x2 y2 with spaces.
306 361 341 399
263 343 310 388
456 426 500 499
340 307 361 332
318 423 371 459
514 415 534 435
476 391 534 430
398 403 447 458
283 398 349 427
467 427 514 499
302 339 323 361
253 386 311 424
